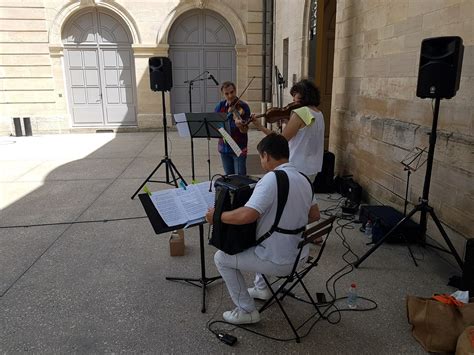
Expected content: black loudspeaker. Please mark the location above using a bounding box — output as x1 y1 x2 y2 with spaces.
149 57 172 92
359 205 422 244
416 36 464 99
314 151 335 193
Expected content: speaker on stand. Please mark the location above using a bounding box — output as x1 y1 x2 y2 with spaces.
131 57 186 199
355 36 465 272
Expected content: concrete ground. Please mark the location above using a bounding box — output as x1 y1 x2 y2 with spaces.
0 130 460 353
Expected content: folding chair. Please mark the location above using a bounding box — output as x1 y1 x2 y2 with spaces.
258 216 336 343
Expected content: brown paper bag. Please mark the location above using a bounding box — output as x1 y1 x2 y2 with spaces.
406 295 474 353
456 326 474 355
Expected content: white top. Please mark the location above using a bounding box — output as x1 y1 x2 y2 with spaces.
288 108 325 175
245 163 314 265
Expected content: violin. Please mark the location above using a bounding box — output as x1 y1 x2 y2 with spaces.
227 97 247 124
252 102 304 123
226 77 256 125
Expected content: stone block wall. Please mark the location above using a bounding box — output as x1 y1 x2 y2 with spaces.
0 0 267 134
330 0 473 249
0 2 64 133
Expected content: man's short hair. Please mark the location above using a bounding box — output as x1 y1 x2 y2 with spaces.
290 79 321 107
220 81 236 92
257 133 289 160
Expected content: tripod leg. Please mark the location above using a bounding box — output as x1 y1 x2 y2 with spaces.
168 159 187 186
191 138 196 182
167 160 179 187
199 224 207 313
354 206 421 268
428 210 464 269
402 235 418 267
130 160 165 199
207 138 211 181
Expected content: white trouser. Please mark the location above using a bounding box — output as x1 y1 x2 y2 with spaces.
214 247 294 313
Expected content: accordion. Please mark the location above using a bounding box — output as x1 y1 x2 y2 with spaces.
209 175 259 255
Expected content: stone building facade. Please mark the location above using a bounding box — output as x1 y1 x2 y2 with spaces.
1 0 472 252
0 0 271 133
273 0 472 253
330 0 473 249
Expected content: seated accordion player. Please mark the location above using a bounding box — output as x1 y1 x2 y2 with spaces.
209 171 306 255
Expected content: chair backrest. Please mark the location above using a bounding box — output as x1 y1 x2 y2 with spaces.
299 216 336 249
288 216 336 277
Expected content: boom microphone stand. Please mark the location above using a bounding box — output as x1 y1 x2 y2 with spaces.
185 71 219 181
131 90 186 199
354 98 463 269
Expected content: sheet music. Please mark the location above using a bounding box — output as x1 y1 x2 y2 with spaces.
150 189 188 226
173 113 191 137
175 185 208 221
194 181 215 209
149 181 215 227
218 127 242 157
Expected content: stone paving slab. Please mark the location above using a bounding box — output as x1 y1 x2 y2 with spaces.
0 131 460 353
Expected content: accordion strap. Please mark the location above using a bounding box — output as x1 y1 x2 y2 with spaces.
256 170 307 244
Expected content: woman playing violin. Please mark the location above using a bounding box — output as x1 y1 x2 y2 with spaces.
251 79 324 182
215 81 251 175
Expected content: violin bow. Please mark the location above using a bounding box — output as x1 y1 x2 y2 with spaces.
229 76 256 111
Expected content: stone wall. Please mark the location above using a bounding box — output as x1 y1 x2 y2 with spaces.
0 0 266 134
0 1 66 133
272 0 309 104
330 0 473 249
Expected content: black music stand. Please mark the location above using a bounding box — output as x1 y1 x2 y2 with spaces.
175 112 228 181
139 193 221 313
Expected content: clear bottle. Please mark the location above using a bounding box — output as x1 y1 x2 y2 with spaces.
347 283 358 309
364 219 373 239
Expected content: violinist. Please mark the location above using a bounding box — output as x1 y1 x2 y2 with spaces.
251 79 324 182
214 81 251 175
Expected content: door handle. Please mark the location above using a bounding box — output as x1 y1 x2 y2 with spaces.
96 93 102 102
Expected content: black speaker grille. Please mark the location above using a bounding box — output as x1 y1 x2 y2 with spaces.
149 57 173 92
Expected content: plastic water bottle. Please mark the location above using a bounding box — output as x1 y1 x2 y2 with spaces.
364 220 373 239
348 283 358 309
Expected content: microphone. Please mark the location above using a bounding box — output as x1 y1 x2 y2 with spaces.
209 74 219 86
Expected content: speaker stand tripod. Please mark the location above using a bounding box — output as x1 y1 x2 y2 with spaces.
131 91 186 199
354 98 464 270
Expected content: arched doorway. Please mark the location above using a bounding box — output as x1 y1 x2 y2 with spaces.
62 9 137 127
168 10 236 113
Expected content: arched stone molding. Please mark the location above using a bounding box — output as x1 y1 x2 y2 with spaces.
156 2 247 46
48 0 141 48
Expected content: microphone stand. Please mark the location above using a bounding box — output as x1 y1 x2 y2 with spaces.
185 71 219 182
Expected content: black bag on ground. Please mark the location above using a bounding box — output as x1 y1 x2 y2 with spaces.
359 205 422 244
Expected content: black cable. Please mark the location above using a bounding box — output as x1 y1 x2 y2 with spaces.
206 214 379 343
0 216 148 229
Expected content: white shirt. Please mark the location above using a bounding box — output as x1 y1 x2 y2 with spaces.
289 108 325 175
245 163 314 265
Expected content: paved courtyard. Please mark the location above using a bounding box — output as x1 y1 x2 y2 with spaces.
0 131 460 353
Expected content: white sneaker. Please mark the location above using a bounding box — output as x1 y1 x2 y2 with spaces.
223 308 260 325
247 286 272 300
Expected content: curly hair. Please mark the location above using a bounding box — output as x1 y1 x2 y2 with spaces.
289 79 321 107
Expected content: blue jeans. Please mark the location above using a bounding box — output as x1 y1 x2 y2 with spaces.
220 153 247 175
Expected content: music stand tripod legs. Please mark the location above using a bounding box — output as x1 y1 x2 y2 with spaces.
165 224 221 313
131 91 186 199
354 98 464 270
